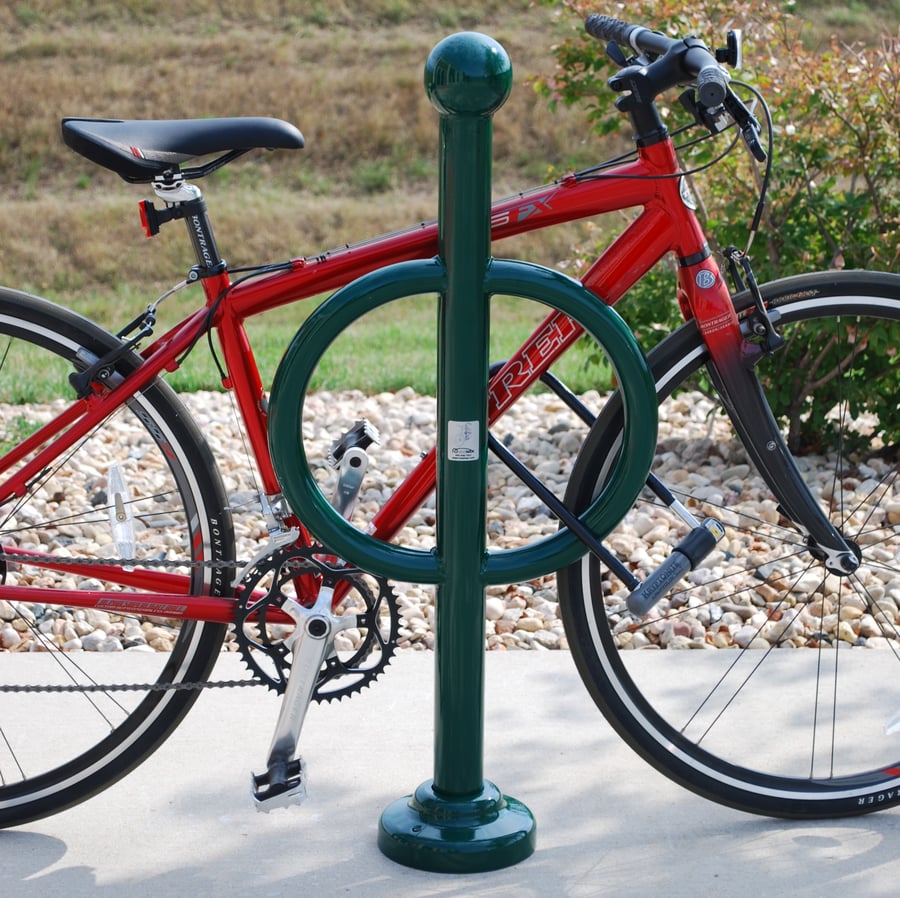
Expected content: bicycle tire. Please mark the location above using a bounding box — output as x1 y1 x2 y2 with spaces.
559 269 900 818
0 288 234 827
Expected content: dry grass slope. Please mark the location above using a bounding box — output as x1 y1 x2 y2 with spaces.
0 2 598 301
0 1 896 304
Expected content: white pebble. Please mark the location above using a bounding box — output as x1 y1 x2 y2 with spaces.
1 625 21 649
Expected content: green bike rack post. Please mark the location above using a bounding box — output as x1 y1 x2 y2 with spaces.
267 32 658 874
377 32 537 873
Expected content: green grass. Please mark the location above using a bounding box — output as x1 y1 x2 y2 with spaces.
807 1 900 40
0 414 42 454
0 286 611 403
296 294 610 396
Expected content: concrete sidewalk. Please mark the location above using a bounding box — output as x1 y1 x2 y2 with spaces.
2 651 899 897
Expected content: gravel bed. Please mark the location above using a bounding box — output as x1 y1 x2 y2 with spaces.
2 387 898 656
195 386 900 655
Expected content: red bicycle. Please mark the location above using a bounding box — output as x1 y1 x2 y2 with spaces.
2 14 899 824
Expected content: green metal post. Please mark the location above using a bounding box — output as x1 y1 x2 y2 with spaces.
432 58 493 801
376 32 536 872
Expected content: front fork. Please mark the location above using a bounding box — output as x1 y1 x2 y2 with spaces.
697 258 860 578
706 352 859 576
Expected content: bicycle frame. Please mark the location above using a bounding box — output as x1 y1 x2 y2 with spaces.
0 136 742 621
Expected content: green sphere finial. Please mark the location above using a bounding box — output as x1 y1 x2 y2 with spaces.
424 32 512 117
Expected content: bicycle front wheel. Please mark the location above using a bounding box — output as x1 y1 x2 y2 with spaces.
0 289 235 827
559 269 900 817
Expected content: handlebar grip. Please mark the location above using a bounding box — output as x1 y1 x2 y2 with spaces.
585 14 730 110
585 13 673 57
584 14 638 47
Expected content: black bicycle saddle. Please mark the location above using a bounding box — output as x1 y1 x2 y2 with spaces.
62 116 305 183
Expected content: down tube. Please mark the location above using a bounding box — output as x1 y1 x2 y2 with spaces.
367 308 586 543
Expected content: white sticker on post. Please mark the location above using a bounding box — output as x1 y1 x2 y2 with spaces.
447 420 479 461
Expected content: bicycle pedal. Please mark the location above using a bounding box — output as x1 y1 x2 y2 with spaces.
251 757 308 812
328 418 380 468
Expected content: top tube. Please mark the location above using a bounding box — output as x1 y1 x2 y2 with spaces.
224 139 694 321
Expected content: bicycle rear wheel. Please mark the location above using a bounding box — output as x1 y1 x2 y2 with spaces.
0 289 234 827
559 270 900 817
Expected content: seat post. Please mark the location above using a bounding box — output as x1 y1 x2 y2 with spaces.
152 174 226 276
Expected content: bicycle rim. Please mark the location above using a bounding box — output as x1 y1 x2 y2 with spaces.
0 289 233 827
559 270 900 817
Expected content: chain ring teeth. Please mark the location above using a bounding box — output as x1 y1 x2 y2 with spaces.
233 543 401 701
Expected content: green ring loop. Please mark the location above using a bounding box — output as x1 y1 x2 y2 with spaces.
268 257 657 585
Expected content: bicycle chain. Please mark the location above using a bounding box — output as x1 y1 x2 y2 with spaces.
0 547 258 694
0 678 263 694
0 546 401 699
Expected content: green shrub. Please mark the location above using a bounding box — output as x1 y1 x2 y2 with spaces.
539 0 900 451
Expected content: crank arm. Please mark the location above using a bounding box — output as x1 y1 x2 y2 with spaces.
251 586 356 811
330 447 369 521
252 433 374 808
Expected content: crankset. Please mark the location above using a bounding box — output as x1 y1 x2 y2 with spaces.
234 543 401 702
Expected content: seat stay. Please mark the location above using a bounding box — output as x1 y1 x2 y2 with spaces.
61 116 305 182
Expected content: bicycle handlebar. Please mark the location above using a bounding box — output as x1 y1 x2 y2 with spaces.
585 13 730 109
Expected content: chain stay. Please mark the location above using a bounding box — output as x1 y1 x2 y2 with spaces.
1 547 395 696
1 550 255 694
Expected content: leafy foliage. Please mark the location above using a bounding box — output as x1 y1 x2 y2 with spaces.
539 0 900 452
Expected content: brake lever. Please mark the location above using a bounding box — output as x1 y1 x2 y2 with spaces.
723 91 767 162
605 40 629 67
605 40 654 69
679 87 766 163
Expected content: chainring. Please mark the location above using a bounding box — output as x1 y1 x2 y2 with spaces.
234 543 401 702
